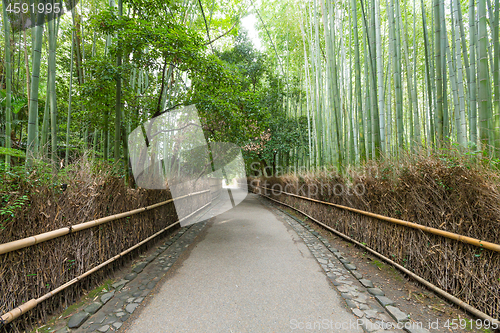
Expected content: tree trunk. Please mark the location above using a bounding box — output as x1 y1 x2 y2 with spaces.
469 0 478 145
492 0 500 155
478 0 492 153
48 11 59 164
434 0 444 144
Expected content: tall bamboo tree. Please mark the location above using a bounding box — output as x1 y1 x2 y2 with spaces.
478 0 491 152
2 0 12 168
352 0 366 161
469 0 478 145
26 1 45 167
421 0 435 145
375 0 385 153
434 0 444 143
65 30 75 166
492 0 499 155
48 8 58 164
114 0 123 161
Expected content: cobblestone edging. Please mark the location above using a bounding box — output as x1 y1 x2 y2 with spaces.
49 219 208 332
61 221 206 333
47 195 229 333
260 197 431 333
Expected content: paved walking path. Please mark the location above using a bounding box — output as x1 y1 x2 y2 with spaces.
60 190 419 333
122 192 364 332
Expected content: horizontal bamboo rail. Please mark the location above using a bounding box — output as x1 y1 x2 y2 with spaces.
256 186 500 253
0 200 212 327
0 190 210 255
260 193 500 326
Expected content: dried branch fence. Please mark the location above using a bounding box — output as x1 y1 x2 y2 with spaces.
249 176 500 322
0 177 222 332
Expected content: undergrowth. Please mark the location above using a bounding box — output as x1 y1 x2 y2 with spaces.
0 153 123 235
0 153 177 333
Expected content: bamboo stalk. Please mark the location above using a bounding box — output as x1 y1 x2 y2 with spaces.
65 30 75 166
478 0 491 152
2 0 12 169
351 0 365 162
48 9 58 164
375 0 385 153
452 0 468 145
434 0 444 144
261 193 500 327
26 3 45 167
256 186 500 253
0 190 209 255
114 0 123 161
0 200 212 326
393 0 404 150
469 0 478 145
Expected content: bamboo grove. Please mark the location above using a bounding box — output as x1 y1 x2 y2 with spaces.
1 0 499 175
258 0 500 171
0 0 251 174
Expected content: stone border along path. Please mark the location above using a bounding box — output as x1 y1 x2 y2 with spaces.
259 197 431 333
52 195 225 333
51 192 431 333
59 222 207 333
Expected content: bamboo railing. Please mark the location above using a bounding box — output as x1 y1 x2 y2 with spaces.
255 186 500 253
259 192 500 326
0 190 210 255
0 199 213 326
0 180 224 327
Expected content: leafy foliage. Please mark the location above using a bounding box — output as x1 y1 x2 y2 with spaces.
0 90 27 114
183 29 308 172
0 147 26 158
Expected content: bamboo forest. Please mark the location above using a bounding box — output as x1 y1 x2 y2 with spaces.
2 0 500 331
1 0 500 173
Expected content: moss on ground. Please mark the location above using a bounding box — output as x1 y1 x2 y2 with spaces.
30 279 113 333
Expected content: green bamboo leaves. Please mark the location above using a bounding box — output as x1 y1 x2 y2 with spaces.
3 0 500 173
261 0 500 170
